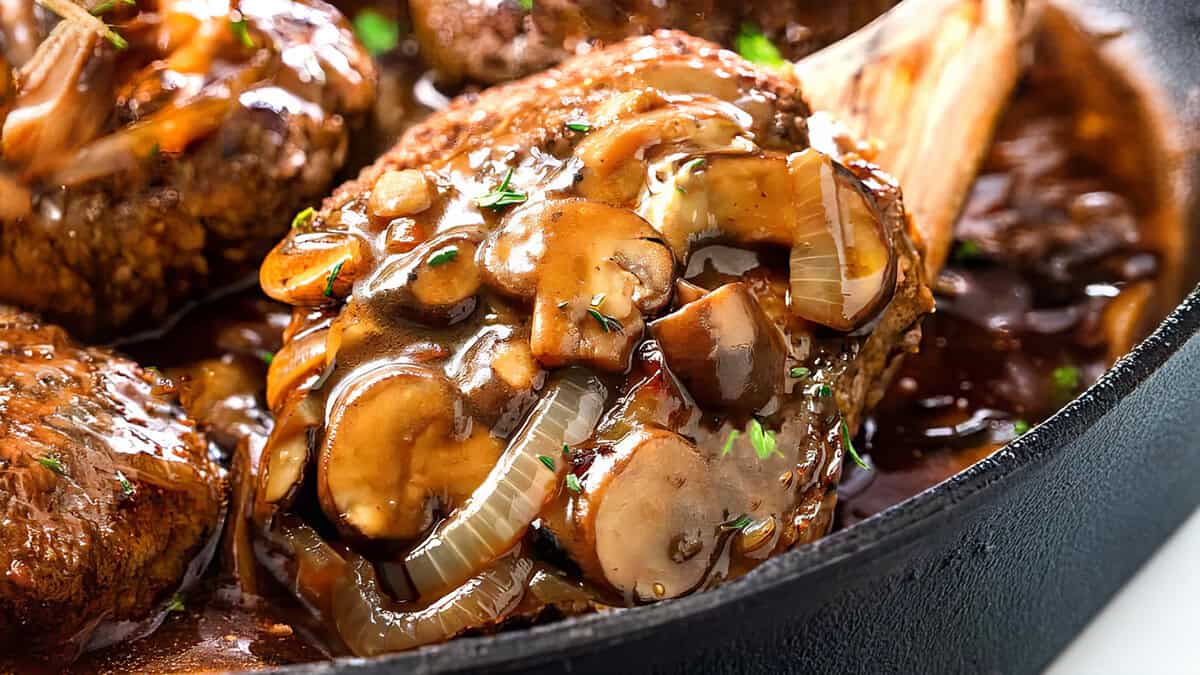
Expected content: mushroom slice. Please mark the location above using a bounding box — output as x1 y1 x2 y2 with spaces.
650 282 788 415
265 328 328 412
640 150 896 331
261 231 372 305
254 392 323 522
478 198 675 372
787 148 896 331
449 326 545 437
317 364 504 540
363 229 483 326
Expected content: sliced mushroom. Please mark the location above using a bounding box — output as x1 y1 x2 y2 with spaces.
266 327 329 412
363 229 483 326
254 392 323 522
478 198 675 372
449 326 545 437
639 149 896 331
317 364 504 540
261 231 372 305
650 282 787 415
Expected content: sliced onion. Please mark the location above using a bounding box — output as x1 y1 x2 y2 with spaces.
404 368 606 597
265 328 328 412
787 149 896 331
334 548 533 657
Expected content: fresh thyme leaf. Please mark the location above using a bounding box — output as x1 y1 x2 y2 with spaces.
324 260 345 298
1052 365 1080 392
261 351 274 366
106 29 128 49
291 206 315 230
953 239 983 263
564 473 582 494
810 383 833 398
840 419 869 470
165 593 185 613
428 246 459 267
352 9 399 56
516 0 532 10
1013 419 1030 436
230 14 254 48
537 454 556 471
476 168 528 210
735 23 784 68
90 1 115 15
36 454 67 476
566 121 591 133
116 470 135 497
148 142 160 159
746 419 780 460
720 514 753 531
721 430 739 457
561 443 570 456
681 157 705 174
586 307 623 333
789 367 810 379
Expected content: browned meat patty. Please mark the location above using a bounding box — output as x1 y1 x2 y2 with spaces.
253 31 931 653
410 0 899 83
0 0 375 338
0 307 224 662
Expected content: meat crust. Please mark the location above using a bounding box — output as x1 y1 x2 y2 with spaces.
0 307 224 660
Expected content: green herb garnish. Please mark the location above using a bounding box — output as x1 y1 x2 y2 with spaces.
537 454 556 471
789 367 810 379
291 206 315 230
89 0 131 15
681 157 705 174
721 430 739 457
566 121 591 133
720 514 753 532
476 168 528 211
116 470 135 497
811 383 833 398
840 419 869 470
36 454 67 476
953 239 983 263
735 23 784 68
261 351 275 366
428 246 459 267
353 9 399 56
106 29 128 50
747 419 780 460
587 307 623 333
165 593 185 613
564 473 582 494
1052 365 1080 392
230 15 254 48
516 0 532 10
1013 419 1030 436
324 260 345 298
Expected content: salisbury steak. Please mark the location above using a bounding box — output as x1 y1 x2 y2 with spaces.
0 0 374 338
0 307 224 660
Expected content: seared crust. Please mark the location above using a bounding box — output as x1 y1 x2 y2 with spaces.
0 307 224 658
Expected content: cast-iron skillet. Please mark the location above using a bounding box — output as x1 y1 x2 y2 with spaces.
283 1 1200 672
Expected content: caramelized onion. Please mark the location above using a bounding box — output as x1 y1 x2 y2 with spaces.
265 328 328 411
787 149 896 331
404 368 606 597
334 548 533 657
255 393 322 519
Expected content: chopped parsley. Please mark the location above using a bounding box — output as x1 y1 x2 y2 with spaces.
116 470 135 497
789 367 810 379
324 260 345 298
427 246 459 267
476 168 528 211
810 383 833 398
353 9 399 57
1013 419 1030 436
564 473 582 494
587 307 623 333
720 514 753 532
734 23 784 68
106 29 128 50
36 454 67 476
516 0 532 10
230 13 254 48
840 419 869 470
953 239 983 263
291 206 315 230
1052 365 1081 392
566 121 591 133
90 0 132 15
165 593 186 613
261 351 275 366
537 454 556 471
747 419 780 460
721 430 739 457
561 443 570 456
